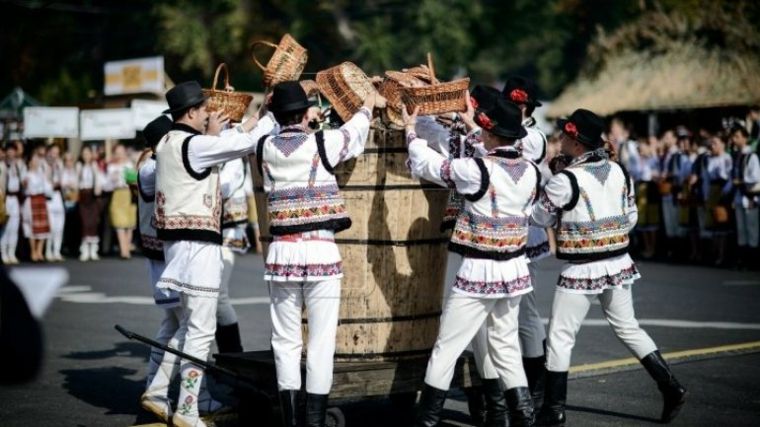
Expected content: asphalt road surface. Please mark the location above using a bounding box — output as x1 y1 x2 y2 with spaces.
1 253 759 426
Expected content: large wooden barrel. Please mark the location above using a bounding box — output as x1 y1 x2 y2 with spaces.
252 123 450 361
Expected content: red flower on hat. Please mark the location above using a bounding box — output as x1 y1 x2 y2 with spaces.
564 122 579 139
477 112 495 130
510 89 529 103
470 97 479 109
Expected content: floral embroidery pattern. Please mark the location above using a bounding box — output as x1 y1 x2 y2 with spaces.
440 160 455 188
454 274 531 295
451 212 529 253
493 158 528 184
265 262 343 278
272 132 309 157
178 395 195 416
538 192 560 214
267 184 349 227
557 215 631 254
141 234 163 251
584 162 612 186
558 264 640 292
223 196 249 225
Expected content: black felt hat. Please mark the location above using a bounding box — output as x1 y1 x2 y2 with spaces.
163 81 208 114
475 97 527 140
502 76 542 107
269 81 315 114
143 115 173 148
557 109 605 148
470 85 500 114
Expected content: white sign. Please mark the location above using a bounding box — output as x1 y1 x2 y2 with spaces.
23 107 79 138
131 99 169 130
104 56 165 95
80 109 136 140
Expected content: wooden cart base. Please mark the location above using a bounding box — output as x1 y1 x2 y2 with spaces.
214 350 484 427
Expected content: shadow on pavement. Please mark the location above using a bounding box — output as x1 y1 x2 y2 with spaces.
567 404 660 424
62 341 150 362
60 366 143 416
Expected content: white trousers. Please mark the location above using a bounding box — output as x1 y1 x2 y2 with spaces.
47 193 65 256
546 286 658 372
1 197 20 257
269 279 340 394
471 263 547 381
662 197 685 238
218 247 238 326
735 206 759 248
425 293 526 391
146 306 183 390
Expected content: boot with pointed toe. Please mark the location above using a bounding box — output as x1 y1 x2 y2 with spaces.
641 351 687 423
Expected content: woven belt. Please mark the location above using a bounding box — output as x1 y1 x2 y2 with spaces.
273 230 335 243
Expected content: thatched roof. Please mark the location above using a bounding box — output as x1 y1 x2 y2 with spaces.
548 5 760 117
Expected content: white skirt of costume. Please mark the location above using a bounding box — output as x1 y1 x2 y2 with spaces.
526 226 551 263
157 240 223 298
557 253 640 294
264 230 343 282
452 255 533 299
147 258 180 308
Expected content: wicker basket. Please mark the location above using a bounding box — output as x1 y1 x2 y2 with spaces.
202 63 253 122
251 34 308 87
399 53 469 115
316 62 379 122
299 79 321 98
379 71 428 113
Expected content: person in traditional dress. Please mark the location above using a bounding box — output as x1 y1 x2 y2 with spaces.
698 135 733 266
151 81 275 427
659 129 689 259
532 109 686 426
76 146 103 261
408 98 538 427
215 156 250 353
45 144 66 261
634 139 661 259
22 151 51 262
107 143 137 259
258 82 374 427
729 126 760 268
1 143 24 264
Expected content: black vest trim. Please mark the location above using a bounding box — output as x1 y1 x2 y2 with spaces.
556 246 629 262
157 228 222 245
535 132 548 164
141 247 165 261
269 217 352 236
256 134 268 176
314 130 334 175
615 161 632 197
465 158 490 202
222 218 249 229
136 172 154 203
558 170 580 211
448 242 526 260
181 135 212 181
529 162 541 203
439 219 456 232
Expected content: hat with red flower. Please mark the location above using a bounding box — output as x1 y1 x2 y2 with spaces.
502 76 542 107
475 98 527 140
557 109 605 148
470 85 500 114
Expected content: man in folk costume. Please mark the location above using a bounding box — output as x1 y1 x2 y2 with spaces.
729 125 760 268
45 144 66 261
153 81 276 427
258 81 375 427
136 115 184 422
532 109 687 426
503 76 551 409
1 143 23 265
407 98 539 427
215 156 250 353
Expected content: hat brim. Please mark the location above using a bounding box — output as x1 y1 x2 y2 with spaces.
557 119 603 148
488 126 528 140
162 93 209 114
270 99 317 114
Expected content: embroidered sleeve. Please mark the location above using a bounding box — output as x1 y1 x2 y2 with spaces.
440 160 455 188
463 128 487 158
531 173 572 227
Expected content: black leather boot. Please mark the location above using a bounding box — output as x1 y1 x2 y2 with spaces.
640 351 687 423
215 322 243 353
523 355 547 410
305 393 328 427
481 379 507 427
505 387 534 427
414 384 448 427
534 370 567 427
279 390 300 427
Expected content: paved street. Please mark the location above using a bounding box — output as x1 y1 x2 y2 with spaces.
1 253 759 426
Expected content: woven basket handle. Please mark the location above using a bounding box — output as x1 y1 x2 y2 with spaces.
426 53 439 84
211 63 232 92
250 41 279 71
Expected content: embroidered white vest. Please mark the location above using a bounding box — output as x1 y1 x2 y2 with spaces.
154 129 222 244
257 129 350 235
137 156 163 260
555 160 632 261
449 152 539 260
